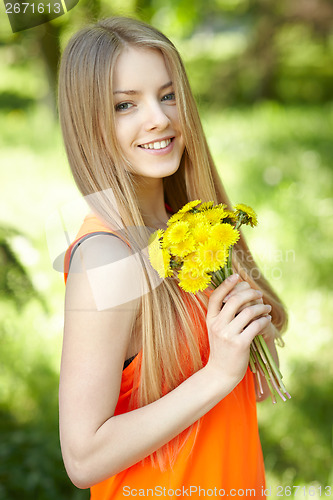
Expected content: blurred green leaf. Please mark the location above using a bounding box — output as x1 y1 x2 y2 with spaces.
0 226 46 310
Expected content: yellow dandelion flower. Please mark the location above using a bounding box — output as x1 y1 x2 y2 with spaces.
178 200 202 214
169 235 196 258
218 210 229 220
213 203 228 212
148 231 172 278
153 229 164 241
198 201 214 211
166 211 186 226
223 210 237 222
196 240 229 272
181 212 202 229
161 249 173 277
181 256 201 273
210 223 240 248
178 264 211 294
202 207 227 225
195 212 210 224
181 250 198 266
190 221 211 245
234 204 258 227
163 221 190 246
148 229 164 256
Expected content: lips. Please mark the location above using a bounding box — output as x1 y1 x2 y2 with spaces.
139 137 174 150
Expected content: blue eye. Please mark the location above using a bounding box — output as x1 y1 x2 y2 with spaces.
115 102 133 112
162 92 175 102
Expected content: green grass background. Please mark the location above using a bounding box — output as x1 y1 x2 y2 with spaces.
1 6 333 499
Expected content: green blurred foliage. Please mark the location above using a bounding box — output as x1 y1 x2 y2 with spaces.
0 227 47 309
0 306 89 499
205 103 333 291
1 0 332 110
259 358 333 487
0 0 332 497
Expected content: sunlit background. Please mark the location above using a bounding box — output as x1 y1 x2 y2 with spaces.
0 0 332 498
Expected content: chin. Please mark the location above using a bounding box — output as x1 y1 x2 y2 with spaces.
135 163 181 179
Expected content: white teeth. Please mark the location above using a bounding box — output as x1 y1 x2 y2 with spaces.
141 139 171 150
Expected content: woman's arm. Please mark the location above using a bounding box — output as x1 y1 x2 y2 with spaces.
59 236 271 489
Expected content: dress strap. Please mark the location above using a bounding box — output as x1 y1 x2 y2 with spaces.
63 214 130 284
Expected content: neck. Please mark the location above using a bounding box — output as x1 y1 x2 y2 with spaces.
135 178 170 229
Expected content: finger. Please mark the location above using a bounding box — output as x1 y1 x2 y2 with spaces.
207 274 240 318
219 288 265 324
241 315 272 345
235 297 263 313
222 281 251 303
231 303 272 332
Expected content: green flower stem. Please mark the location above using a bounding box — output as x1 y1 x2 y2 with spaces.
250 350 264 396
211 269 226 287
265 363 286 402
223 265 229 278
249 350 257 373
253 337 290 400
252 348 277 402
255 369 263 396
253 338 277 384
210 273 220 289
256 335 289 395
254 336 268 364
251 345 271 386
251 344 269 381
217 268 225 282
225 250 233 278
257 334 283 381
225 220 243 278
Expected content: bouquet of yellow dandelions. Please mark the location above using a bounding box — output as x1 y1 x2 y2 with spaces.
148 200 290 403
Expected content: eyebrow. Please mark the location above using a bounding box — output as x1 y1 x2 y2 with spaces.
113 81 173 95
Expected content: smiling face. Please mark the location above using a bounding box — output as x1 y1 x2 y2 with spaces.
112 46 185 180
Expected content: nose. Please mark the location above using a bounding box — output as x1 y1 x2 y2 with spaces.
143 99 170 132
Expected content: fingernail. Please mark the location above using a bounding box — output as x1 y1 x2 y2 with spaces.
256 290 263 296
267 315 272 321
229 274 239 282
223 293 231 303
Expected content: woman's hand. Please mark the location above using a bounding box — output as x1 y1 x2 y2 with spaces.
222 280 275 343
205 275 272 389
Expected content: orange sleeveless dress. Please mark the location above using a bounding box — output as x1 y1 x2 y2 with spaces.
64 214 266 500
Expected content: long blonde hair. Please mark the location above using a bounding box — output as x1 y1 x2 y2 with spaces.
58 16 287 467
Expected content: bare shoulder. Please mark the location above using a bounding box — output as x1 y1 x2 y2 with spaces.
63 232 140 375
66 232 144 313
62 232 142 391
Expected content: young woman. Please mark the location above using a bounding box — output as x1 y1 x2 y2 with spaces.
57 16 287 499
